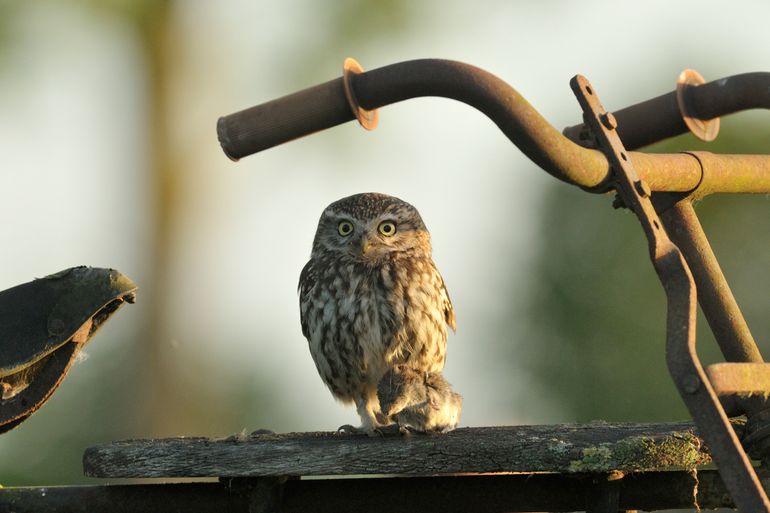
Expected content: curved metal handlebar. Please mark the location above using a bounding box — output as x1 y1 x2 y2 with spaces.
564 71 770 150
217 59 770 197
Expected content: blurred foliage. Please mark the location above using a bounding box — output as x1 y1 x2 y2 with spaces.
288 0 425 81
0 0 415 486
77 0 167 28
318 0 415 42
518 118 770 423
0 2 27 65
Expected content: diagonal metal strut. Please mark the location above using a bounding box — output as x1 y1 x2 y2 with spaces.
570 74 770 513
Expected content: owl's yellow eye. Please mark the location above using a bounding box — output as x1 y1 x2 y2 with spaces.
378 221 397 237
338 221 353 236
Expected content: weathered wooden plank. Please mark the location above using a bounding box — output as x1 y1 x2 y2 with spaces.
0 483 246 513
0 471 742 513
83 421 728 478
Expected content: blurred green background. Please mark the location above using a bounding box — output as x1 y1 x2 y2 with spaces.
0 0 768 486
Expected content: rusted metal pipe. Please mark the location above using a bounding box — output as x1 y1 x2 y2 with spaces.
218 59 770 196
351 60 610 188
564 71 770 150
659 200 764 364
690 151 770 197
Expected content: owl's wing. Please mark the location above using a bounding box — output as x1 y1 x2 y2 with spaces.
439 273 456 332
298 260 316 339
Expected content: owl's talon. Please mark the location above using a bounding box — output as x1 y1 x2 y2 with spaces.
336 424 362 435
249 428 275 436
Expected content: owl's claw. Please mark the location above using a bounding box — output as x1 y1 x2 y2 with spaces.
249 428 275 437
216 428 275 442
336 424 362 435
337 424 392 437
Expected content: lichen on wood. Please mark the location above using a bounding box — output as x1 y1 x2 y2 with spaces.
567 431 707 473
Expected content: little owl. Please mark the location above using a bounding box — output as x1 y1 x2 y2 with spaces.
299 192 455 433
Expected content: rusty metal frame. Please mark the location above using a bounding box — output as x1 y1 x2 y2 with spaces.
571 74 770 512
216 58 770 509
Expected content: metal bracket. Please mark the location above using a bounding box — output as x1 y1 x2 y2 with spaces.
570 74 770 512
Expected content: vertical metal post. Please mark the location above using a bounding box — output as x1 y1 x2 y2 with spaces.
659 199 764 364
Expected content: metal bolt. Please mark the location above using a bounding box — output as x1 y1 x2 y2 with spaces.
634 179 651 198
682 374 701 394
600 112 617 130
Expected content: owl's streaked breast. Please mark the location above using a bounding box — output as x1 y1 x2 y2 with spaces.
301 256 391 401
299 252 450 402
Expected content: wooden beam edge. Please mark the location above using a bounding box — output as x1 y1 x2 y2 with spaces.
83 421 740 478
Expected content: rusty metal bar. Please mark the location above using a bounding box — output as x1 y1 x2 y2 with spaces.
217 59 770 196
350 59 609 187
657 247 770 511
659 199 763 364
690 151 770 197
707 363 770 395
571 73 770 513
564 71 770 150
0 471 748 512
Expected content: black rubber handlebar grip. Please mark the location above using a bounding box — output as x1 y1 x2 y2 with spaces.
217 77 355 161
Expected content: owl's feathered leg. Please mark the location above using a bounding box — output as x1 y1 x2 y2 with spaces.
337 392 385 436
355 393 382 432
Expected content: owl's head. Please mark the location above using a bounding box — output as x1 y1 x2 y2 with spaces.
311 192 432 262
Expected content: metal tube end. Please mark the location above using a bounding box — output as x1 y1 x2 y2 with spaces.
676 69 720 142
343 58 378 131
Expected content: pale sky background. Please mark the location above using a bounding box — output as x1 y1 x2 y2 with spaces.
0 0 769 483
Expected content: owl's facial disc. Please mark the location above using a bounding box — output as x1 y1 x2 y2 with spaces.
317 208 430 262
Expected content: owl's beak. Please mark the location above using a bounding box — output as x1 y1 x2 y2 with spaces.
361 240 374 255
